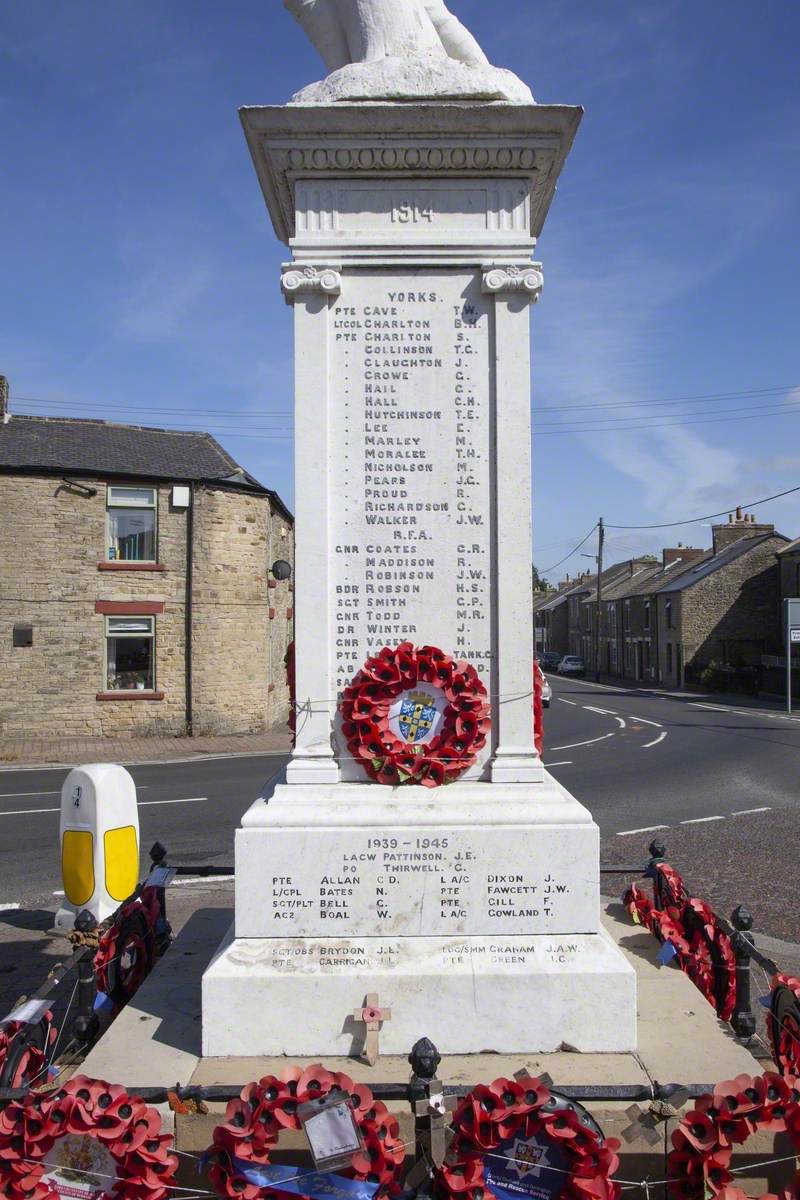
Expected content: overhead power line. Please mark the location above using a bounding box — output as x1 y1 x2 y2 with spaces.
606 484 800 530
538 524 599 574
536 404 799 436
534 383 798 414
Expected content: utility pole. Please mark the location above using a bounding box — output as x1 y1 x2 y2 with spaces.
595 517 604 682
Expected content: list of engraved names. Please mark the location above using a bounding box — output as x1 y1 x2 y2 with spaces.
330 272 493 695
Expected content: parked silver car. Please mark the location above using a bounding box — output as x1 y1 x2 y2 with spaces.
558 655 586 677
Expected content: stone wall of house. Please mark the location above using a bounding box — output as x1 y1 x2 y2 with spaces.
681 536 784 669
0 473 293 740
656 592 684 686
779 549 800 603
191 485 294 735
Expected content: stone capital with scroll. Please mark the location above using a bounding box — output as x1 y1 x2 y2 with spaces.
284 0 533 104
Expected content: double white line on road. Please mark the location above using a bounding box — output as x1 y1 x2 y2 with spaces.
0 796 208 817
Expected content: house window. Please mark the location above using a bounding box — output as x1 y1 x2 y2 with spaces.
665 600 673 629
105 616 155 691
644 600 651 630
107 487 157 562
666 642 673 673
623 600 630 630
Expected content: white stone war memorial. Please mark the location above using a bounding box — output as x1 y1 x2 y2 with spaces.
203 0 636 1056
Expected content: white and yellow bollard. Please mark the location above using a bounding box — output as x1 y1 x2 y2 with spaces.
54 764 140 932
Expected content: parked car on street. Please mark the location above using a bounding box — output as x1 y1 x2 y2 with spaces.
538 651 562 672
558 655 586 677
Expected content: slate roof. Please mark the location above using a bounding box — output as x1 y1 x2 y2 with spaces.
659 533 787 593
777 536 800 556
0 414 293 520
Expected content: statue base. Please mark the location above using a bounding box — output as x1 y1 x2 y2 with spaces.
290 54 534 104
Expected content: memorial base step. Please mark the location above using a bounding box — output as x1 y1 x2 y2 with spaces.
201 925 636 1056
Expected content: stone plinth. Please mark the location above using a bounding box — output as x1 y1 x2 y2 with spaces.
202 98 637 1056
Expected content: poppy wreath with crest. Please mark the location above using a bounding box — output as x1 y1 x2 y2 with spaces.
433 1074 621 1200
340 643 490 787
768 974 800 1076
667 1071 800 1200
207 1064 405 1200
0 1010 56 1089
0 1074 178 1200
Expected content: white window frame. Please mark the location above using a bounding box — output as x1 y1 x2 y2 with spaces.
104 615 156 693
106 486 158 563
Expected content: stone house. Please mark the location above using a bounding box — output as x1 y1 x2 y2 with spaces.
777 537 800 606
656 514 787 687
0 383 294 739
580 512 789 688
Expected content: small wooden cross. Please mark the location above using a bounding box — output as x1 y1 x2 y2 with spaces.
352 993 391 1066
404 1083 458 1187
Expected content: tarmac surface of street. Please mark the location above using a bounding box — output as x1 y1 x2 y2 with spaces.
1 674 797 943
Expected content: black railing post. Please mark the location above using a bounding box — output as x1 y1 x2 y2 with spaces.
73 910 100 1044
646 838 667 907
729 904 757 1040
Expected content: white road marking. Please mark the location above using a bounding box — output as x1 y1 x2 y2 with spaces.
616 825 669 836
630 716 663 728
642 731 668 748
549 732 616 750
138 797 207 808
690 702 731 713
731 806 772 816
544 760 573 767
680 815 724 824
0 787 149 799
0 790 61 798
558 698 578 706
584 706 618 716
0 903 22 911
0 796 207 817
0 806 62 816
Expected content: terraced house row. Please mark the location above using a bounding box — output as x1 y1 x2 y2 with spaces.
534 507 799 696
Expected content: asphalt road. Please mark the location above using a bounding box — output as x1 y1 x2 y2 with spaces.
0 751 290 911
0 680 797 936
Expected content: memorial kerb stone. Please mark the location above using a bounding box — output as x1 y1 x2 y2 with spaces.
202 0 637 1058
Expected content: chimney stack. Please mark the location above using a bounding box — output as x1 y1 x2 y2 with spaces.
0 376 8 424
662 546 704 568
712 504 774 554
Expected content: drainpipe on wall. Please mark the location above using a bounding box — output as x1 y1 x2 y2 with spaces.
185 482 195 736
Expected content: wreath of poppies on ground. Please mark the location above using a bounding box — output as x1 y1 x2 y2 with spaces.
340 644 490 787
433 1075 621 1200
768 975 800 1076
0 1074 178 1200
623 866 736 1022
94 887 161 1012
667 1071 800 1200
207 1064 405 1200
0 1010 56 1089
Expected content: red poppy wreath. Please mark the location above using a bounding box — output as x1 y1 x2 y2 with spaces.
207 1064 405 1199
434 1075 621 1200
94 886 162 1012
0 1009 56 1089
0 1074 178 1200
340 644 490 787
768 975 800 1077
667 1071 800 1200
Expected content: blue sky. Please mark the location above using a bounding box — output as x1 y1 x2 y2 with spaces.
1 0 798 579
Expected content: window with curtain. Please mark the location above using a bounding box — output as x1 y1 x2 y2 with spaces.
106 617 155 691
106 486 157 561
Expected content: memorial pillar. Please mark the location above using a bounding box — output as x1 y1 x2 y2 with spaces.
483 265 544 784
282 267 342 785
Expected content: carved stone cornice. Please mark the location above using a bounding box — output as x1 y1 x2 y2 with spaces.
240 104 583 246
281 264 342 302
482 264 544 301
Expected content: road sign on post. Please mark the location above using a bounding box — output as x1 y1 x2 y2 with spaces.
785 598 800 715
54 764 140 932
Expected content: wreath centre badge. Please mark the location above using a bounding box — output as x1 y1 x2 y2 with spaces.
388 687 446 746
